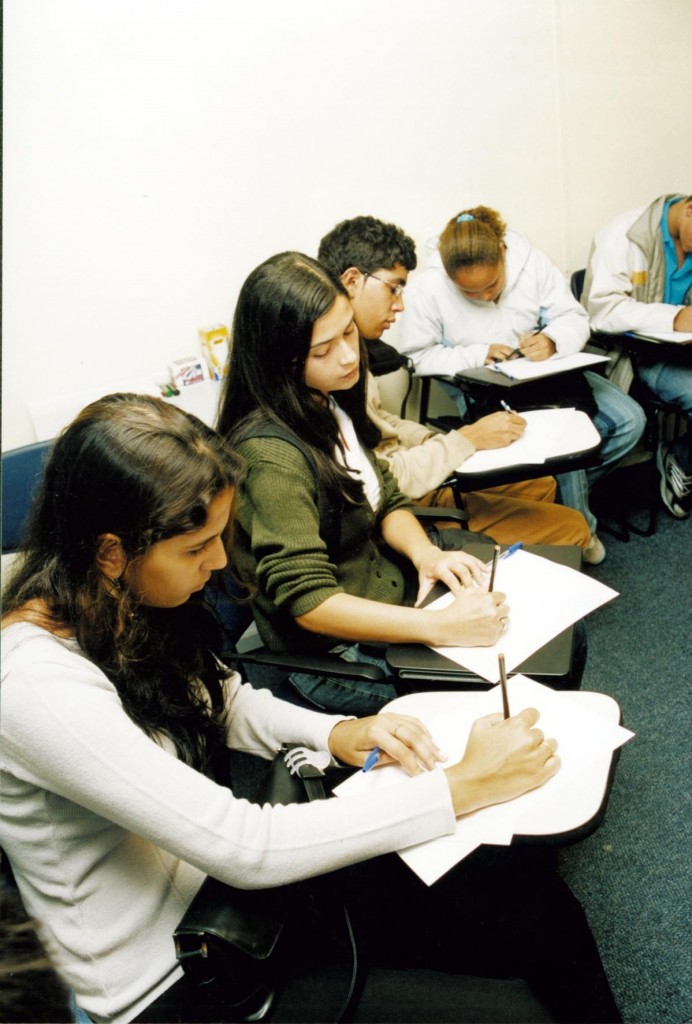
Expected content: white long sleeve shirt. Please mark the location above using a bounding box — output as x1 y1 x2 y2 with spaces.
0 623 455 1023
584 202 686 335
397 231 589 376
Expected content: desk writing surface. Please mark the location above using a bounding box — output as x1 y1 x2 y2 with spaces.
453 360 595 391
334 678 634 885
487 352 609 381
455 409 600 474
387 544 580 684
628 330 692 345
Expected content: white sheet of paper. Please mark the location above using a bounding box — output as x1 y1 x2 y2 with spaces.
428 549 618 682
456 408 583 473
334 678 634 885
630 330 692 343
489 351 609 380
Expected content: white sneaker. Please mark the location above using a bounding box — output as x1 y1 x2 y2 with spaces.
657 443 691 519
583 534 606 565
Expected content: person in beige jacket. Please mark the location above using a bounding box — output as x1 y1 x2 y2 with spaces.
367 372 591 547
318 215 593 552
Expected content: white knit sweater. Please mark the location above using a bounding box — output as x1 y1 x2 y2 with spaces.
0 623 455 1023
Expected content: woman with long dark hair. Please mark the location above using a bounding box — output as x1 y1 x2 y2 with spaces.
217 252 508 716
1 392 616 1024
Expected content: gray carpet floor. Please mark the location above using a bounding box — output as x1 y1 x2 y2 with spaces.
559 468 692 1024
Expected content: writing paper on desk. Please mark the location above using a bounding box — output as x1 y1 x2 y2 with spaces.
491 351 609 380
456 408 579 472
334 677 634 885
629 330 692 344
429 549 618 681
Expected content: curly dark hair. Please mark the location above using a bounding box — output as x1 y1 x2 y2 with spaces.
2 393 246 770
317 215 417 279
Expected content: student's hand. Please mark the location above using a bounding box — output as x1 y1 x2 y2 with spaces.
434 588 509 646
460 411 526 450
445 708 560 816
414 549 487 604
328 713 447 775
517 332 556 360
673 306 692 331
485 343 514 364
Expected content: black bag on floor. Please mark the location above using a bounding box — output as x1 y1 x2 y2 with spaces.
173 750 358 1023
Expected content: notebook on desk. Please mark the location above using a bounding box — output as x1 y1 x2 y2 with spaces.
453 355 606 390
487 352 609 381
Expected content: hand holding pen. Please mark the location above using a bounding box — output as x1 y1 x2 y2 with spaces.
516 329 556 361
326 713 447 776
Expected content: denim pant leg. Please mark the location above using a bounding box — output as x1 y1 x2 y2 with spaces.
638 361 692 470
439 378 470 418
582 371 646 481
556 373 645 534
288 644 397 716
555 468 597 534
69 991 93 1022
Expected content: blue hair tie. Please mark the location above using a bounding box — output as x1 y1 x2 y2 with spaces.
456 213 474 223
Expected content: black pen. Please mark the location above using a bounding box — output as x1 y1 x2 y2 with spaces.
488 544 501 592
498 653 510 719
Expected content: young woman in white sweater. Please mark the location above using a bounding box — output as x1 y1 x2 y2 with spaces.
0 393 619 1023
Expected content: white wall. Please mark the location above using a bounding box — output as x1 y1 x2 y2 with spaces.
3 0 691 448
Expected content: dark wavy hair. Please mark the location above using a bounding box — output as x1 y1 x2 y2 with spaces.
317 215 417 278
217 251 380 507
2 393 245 769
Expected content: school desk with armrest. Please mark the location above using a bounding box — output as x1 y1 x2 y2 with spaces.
386 543 585 694
384 686 625 850
416 373 605 515
446 408 603 495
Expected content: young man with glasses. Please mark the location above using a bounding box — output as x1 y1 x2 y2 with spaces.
317 216 594 554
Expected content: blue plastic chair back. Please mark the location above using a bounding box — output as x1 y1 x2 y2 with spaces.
2 441 54 554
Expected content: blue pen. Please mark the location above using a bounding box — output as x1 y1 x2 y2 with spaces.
500 399 516 414
501 542 523 560
362 747 380 773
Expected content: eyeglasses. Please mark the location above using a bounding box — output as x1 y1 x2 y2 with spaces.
363 272 405 297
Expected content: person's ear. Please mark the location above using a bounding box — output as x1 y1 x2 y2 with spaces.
95 533 127 581
340 267 362 298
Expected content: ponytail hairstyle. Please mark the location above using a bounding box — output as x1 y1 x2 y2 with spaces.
2 393 245 769
438 205 507 280
217 251 380 507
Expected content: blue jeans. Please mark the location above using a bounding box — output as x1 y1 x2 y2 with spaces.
444 371 646 535
288 643 397 716
555 373 646 533
638 361 692 471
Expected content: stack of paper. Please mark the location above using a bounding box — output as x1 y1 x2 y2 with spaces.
334 677 634 884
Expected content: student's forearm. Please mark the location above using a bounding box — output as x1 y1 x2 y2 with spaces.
379 508 437 569
295 592 447 646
